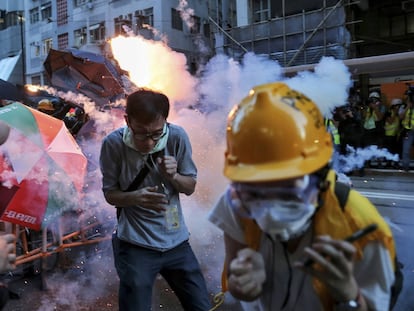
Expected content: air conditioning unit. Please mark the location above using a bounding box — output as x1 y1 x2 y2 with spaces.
402 0 414 12
86 2 94 9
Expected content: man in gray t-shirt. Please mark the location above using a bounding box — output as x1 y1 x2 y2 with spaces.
100 89 210 311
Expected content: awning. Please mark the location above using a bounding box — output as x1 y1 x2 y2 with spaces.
0 52 21 81
283 51 414 80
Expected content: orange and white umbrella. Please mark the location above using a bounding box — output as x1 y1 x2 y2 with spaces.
0 102 87 230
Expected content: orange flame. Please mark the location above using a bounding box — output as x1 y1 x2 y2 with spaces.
109 35 198 107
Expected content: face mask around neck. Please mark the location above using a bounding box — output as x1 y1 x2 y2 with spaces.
123 123 169 154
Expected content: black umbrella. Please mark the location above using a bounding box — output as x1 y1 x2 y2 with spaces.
43 49 125 106
0 79 24 102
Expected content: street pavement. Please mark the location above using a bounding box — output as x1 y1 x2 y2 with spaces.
3 168 414 311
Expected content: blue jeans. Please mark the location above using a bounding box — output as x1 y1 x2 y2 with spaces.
402 129 414 170
115 238 211 311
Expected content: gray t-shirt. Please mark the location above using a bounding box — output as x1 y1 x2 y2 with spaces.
100 123 197 251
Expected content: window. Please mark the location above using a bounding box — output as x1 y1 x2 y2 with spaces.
30 41 41 57
58 33 69 50
252 0 270 23
30 8 39 24
171 8 183 31
89 23 105 43
190 15 201 34
57 0 68 26
74 27 86 47
40 2 52 21
135 8 154 28
114 15 132 35
74 0 88 7
43 38 53 55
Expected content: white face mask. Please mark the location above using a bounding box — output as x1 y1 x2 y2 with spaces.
244 199 315 241
227 175 318 241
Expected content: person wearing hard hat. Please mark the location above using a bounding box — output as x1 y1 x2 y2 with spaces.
208 83 398 311
37 99 56 115
384 99 402 167
399 86 414 171
362 92 386 146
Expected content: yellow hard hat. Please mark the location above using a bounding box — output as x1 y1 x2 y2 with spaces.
38 99 55 111
224 82 333 182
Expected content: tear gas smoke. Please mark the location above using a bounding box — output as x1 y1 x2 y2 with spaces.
337 145 399 173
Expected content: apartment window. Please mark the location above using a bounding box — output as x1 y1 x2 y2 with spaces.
30 41 41 57
58 33 69 50
252 0 270 23
114 15 132 35
74 27 86 47
74 0 88 7
43 38 53 55
135 8 154 28
57 0 68 26
30 8 39 24
190 15 201 34
89 23 105 43
171 8 183 31
41 2 52 21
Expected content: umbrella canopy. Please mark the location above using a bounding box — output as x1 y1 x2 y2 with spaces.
0 79 25 102
43 48 125 106
0 102 87 230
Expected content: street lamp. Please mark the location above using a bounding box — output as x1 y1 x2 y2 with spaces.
18 13 25 85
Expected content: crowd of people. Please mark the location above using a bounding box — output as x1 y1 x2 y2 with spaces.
326 86 414 173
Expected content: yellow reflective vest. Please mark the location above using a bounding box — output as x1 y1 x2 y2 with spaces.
401 108 414 130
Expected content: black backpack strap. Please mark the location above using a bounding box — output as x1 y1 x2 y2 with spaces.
334 181 351 210
116 150 164 220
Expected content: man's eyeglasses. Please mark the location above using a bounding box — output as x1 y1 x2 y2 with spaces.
130 127 166 141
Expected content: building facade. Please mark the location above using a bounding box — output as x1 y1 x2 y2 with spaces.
209 0 414 95
1 0 413 92
0 0 212 85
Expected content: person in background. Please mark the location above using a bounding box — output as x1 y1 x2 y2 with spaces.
324 111 340 170
37 99 56 115
99 89 210 311
399 86 414 171
209 82 397 311
337 105 365 175
362 92 385 146
361 91 386 167
383 99 402 168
